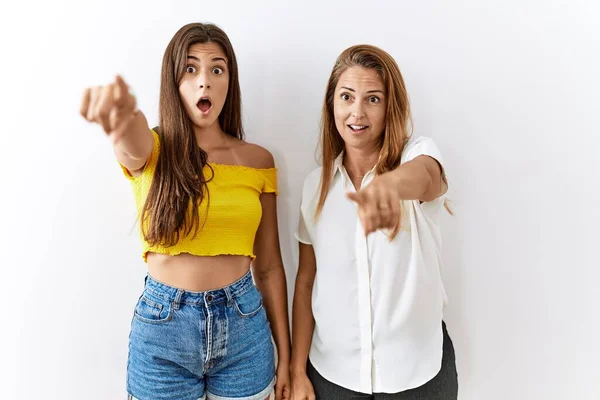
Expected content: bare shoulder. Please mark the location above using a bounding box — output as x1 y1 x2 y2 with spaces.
238 141 275 169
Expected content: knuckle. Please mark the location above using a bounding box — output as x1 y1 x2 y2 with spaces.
98 108 109 119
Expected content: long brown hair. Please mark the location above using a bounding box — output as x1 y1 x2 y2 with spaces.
141 23 244 247
316 45 412 212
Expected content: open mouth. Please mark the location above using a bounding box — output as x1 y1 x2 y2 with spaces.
348 124 368 133
197 97 212 113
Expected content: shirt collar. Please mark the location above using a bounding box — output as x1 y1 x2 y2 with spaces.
332 150 378 186
333 151 345 176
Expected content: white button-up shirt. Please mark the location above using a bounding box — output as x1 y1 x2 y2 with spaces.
295 136 448 394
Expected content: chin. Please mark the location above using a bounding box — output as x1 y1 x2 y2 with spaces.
344 136 375 149
192 115 218 128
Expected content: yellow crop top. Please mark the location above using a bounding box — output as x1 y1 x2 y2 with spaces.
120 129 278 262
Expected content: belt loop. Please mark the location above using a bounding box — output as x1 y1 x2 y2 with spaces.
224 286 233 307
172 289 184 310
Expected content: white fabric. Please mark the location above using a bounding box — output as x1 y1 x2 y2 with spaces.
295 136 449 394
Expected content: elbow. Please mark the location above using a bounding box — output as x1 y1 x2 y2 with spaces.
418 167 436 202
253 262 285 281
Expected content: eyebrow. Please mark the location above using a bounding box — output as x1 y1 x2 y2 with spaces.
340 86 384 94
187 55 228 64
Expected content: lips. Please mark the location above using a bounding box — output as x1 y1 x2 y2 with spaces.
197 97 212 113
348 124 368 133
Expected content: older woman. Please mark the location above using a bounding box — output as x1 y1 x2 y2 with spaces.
290 44 458 400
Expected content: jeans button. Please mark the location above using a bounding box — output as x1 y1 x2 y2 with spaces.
206 294 214 303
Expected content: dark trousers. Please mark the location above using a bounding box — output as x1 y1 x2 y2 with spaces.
307 322 458 400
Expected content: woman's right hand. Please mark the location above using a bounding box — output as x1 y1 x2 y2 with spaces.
290 370 316 400
79 75 138 144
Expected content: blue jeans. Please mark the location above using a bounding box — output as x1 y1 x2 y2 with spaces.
127 270 276 400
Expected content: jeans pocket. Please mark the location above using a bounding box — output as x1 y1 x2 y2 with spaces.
134 292 172 324
233 286 264 318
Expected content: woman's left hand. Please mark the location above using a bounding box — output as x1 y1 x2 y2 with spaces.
346 174 401 235
275 362 291 399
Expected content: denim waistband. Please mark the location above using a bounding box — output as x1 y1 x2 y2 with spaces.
143 269 255 307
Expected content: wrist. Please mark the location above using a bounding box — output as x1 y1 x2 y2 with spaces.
383 169 403 197
290 361 307 376
276 346 291 366
277 358 290 368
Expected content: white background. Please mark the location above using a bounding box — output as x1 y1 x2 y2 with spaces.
1 1 598 399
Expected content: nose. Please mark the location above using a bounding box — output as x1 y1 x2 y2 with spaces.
197 72 211 89
351 101 365 119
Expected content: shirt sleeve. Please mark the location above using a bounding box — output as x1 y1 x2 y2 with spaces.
404 136 447 186
403 136 444 167
258 168 278 195
294 208 312 245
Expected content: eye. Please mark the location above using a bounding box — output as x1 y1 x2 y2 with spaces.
213 67 224 75
341 93 351 101
368 96 381 103
186 65 197 74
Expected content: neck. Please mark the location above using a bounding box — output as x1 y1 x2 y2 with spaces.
343 145 380 180
193 122 228 150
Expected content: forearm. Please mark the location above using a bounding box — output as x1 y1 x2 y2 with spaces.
290 283 315 374
254 266 291 364
383 158 433 200
113 111 153 170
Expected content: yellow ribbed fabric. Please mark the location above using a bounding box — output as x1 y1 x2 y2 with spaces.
120 130 277 262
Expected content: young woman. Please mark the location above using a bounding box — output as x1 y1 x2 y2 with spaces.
80 23 290 400
290 44 458 399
